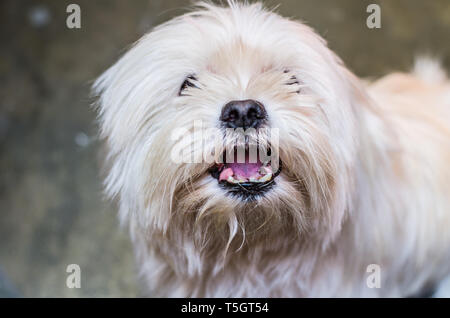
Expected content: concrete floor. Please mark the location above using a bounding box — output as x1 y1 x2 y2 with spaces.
0 0 449 297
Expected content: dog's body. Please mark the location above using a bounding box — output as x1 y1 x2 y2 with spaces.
94 2 450 297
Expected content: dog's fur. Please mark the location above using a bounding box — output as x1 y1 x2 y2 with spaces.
93 2 450 297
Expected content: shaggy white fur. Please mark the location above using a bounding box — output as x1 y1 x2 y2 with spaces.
93 1 450 297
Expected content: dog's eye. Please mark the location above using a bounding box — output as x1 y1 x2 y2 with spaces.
286 75 299 86
284 70 301 94
179 75 198 96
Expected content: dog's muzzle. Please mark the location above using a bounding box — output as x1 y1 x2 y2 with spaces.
209 100 282 200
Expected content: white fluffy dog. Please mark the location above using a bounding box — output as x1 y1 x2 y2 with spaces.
93 2 450 297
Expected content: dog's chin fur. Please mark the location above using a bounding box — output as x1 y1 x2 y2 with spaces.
93 1 450 297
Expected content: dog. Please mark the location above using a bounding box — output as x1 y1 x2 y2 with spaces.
93 1 450 297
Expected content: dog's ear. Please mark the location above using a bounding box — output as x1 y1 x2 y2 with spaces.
91 47 143 151
91 26 194 230
285 20 383 243
91 35 173 152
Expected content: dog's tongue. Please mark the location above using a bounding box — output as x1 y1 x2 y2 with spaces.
228 161 261 179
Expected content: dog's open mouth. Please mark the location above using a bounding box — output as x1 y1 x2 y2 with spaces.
209 147 282 199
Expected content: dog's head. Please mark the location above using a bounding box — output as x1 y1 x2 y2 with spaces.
94 2 366 247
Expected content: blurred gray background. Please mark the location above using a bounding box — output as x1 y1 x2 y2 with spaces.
1 0 449 297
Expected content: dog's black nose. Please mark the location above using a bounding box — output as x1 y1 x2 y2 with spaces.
220 100 267 129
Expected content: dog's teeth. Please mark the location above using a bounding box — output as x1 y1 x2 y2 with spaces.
258 173 272 183
226 175 250 184
227 176 243 184
259 166 272 175
227 176 235 183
